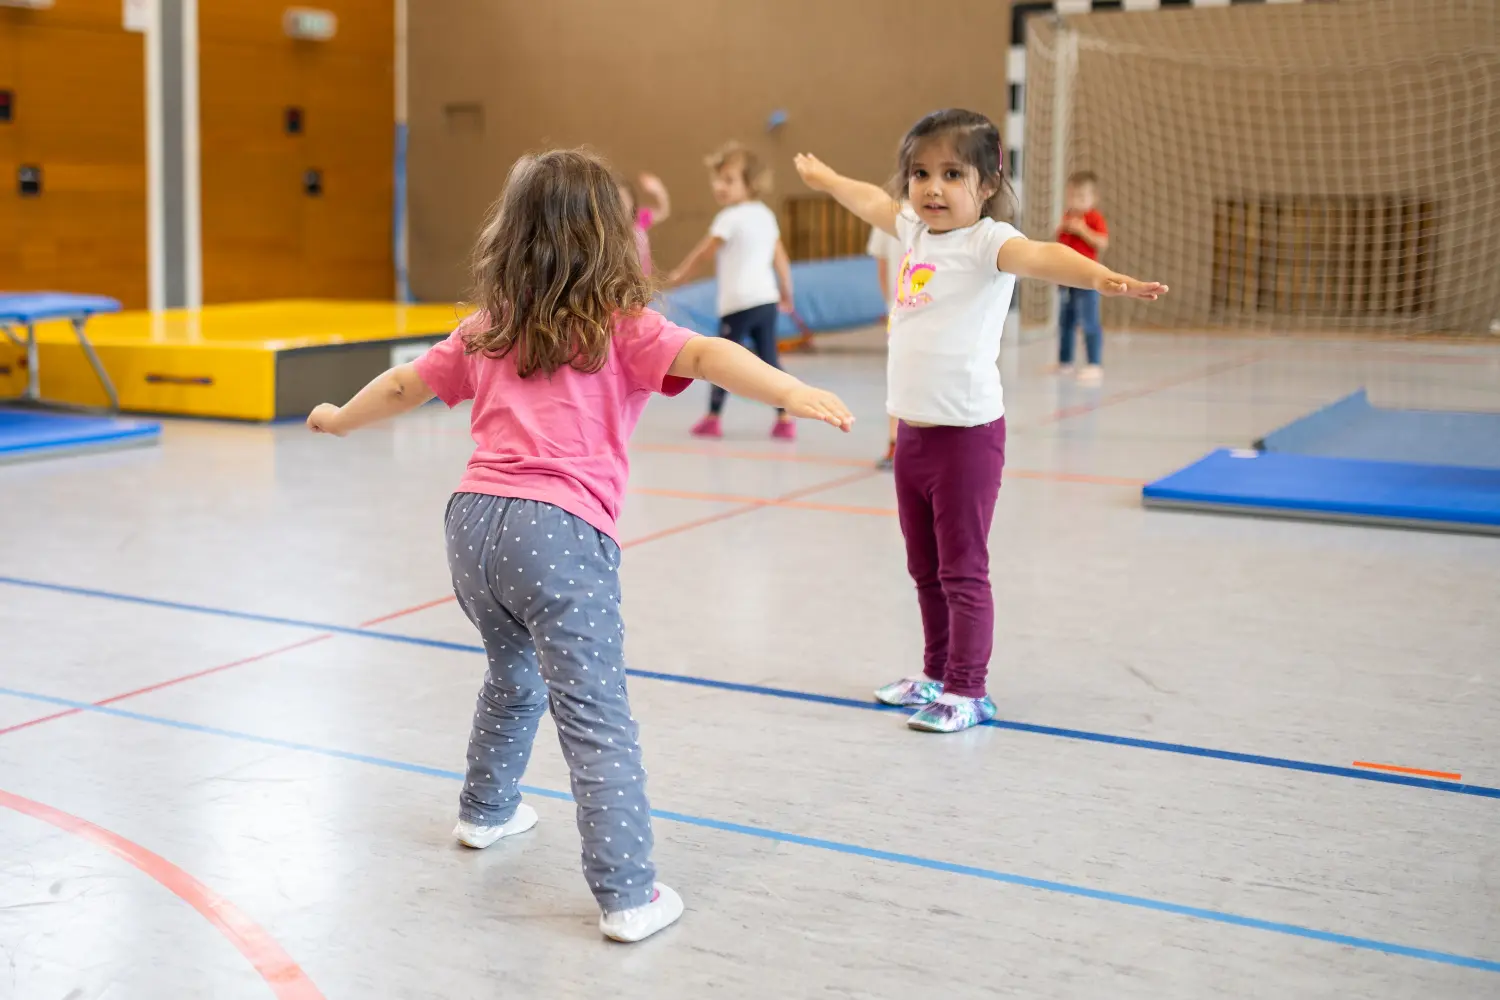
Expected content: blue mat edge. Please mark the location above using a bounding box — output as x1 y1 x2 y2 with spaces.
1143 449 1500 528
0 418 162 457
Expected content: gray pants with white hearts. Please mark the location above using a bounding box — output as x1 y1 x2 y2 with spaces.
446 493 655 913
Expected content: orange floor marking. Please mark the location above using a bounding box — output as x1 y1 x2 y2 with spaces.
1352 761 1462 781
631 486 895 517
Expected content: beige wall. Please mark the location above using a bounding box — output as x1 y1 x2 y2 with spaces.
408 0 1012 301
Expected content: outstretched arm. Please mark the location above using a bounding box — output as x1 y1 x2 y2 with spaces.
668 337 853 431
666 233 722 284
307 363 435 436
794 154 899 237
774 241 795 312
997 238 1166 299
638 173 671 224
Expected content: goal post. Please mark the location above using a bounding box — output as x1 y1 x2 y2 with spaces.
1019 0 1500 335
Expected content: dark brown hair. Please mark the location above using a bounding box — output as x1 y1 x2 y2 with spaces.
1068 170 1099 187
467 149 653 378
889 108 1015 222
705 141 772 198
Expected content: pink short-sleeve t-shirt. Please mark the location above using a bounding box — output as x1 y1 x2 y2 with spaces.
414 308 696 541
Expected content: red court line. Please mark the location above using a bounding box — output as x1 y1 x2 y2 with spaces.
0 787 325 999
359 595 457 627
633 441 874 468
1023 352 1268 429
633 442 1146 486
1352 761 1462 781
0 635 334 738
0 604 446 739
632 485 896 517
621 468 879 548
0 471 875 737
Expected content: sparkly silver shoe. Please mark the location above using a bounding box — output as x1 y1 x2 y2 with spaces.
908 695 997 733
874 676 943 707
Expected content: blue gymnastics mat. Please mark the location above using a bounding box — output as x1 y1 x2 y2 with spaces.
658 256 886 339
0 408 161 464
1143 449 1500 535
1257 389 1500 471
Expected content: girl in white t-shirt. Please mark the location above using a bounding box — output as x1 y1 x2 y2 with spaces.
795 109 1166 733
668 142 797 440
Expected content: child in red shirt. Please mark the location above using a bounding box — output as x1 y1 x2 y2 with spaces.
1055 171 1110 384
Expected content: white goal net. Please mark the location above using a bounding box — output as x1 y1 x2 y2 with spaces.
1019 0 1500 335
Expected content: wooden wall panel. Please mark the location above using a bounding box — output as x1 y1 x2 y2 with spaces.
199 39 305 302
200 0 393 303
0 11 146 307
408 0 1012 301
0 25 19 286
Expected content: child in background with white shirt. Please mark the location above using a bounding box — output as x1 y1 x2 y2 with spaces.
866 220 906 469
796 109 1166 733
668 142 797 441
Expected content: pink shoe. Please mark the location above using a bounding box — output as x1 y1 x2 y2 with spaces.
691 415 722 439
771 418 796 442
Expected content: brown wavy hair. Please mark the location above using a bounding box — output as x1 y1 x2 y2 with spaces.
466 149 653 378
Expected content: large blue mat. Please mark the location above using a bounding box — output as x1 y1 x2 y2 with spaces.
658 256 885 339
0 408 161 463
1257 389 1500 471
1143 449 1500 534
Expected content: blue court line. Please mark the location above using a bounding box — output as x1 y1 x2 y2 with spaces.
0 685 1495 975
3 574 1497 802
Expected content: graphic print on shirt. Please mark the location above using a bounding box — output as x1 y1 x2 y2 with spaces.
895 252 936 310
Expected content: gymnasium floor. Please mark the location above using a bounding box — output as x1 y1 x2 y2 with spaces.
2 326 1497 999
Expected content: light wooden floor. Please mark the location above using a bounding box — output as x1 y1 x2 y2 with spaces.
2 326 1497 998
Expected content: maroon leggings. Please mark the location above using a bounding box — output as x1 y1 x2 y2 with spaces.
893 418 1006 698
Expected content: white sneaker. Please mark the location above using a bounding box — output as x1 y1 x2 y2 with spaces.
453 803 538 849
1078 365 1103 385
599 883 684 943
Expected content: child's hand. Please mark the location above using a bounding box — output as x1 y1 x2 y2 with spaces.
1058 216 1080 235
1096 273 1168 300
781 386 855 432
793 153 839 193
307 403 347 436
778 293 795 314
638 173 667 200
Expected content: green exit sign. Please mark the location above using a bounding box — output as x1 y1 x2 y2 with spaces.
283 7 337 41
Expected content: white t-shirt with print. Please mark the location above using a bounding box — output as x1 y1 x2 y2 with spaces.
886 211 1023 426
710 201 782 317
866 226 906 307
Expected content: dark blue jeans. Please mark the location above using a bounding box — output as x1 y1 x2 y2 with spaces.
1058 287 1102 366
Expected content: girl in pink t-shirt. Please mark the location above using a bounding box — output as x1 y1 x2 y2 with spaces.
306 149 851 944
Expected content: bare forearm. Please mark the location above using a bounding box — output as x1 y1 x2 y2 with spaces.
331 364 434 432
774 247 794 301
669 235 717 281
823 175 899 236
1002 240 1115 289
683 337 803 408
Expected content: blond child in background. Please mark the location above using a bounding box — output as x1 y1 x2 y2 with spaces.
866 219 906 469
668 143 797 440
